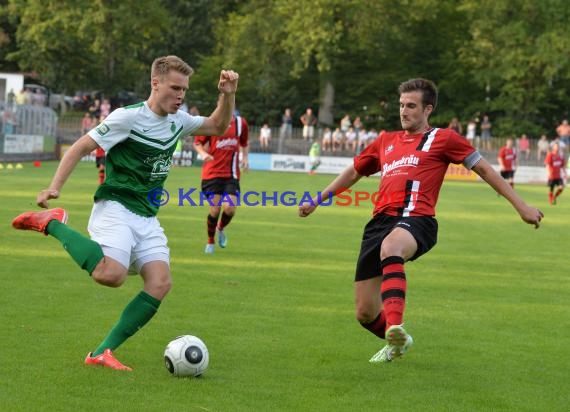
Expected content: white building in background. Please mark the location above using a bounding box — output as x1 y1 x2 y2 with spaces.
0 72 25 103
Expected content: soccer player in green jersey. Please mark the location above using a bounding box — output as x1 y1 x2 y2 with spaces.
12 55 239 371
308 139 322 175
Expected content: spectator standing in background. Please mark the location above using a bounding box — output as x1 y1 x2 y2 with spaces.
465 119 477 147
556 119 570 147
480 115 492 151
517 134 530 161
279 108 293 140
300 108 317 141
537 135 549 162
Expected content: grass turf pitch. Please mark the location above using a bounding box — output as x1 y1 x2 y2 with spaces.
1 162 568 411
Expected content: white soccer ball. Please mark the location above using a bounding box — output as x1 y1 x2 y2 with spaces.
164 335 209 377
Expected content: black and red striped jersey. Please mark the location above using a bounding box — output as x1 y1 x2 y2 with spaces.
545 151 566 180
353 128 478 217
498 146 517 171
195 115 249 180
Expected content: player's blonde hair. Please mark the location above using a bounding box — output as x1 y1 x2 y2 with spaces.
151 55 194 80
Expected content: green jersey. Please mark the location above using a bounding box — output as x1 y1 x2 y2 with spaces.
309 142 321 157
88 102 204 217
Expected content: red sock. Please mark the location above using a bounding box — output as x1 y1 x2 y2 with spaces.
98 170 105 184
555 188 563 199
207 214 218 244
380 256 406 331
361 310 386 339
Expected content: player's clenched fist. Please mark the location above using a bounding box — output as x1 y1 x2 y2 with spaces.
218 70 239 95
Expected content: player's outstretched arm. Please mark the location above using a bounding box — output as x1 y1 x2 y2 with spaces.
298 164 362 217
37 135 99 208
195 70 239 136
193 141 213 163
472 158 544 228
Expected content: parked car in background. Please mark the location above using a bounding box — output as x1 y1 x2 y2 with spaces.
111 90 141 108
24 83 74 111
73 89 140 112
73 90 103 111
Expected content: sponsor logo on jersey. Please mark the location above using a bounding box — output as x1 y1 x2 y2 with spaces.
150 157 172 180
144 152 173 181
385 144 394 154
216 138 238 149
96 123 110 136
382 154 420 176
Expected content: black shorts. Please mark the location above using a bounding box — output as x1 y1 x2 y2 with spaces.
201 177 240 198
548 179 564 189
355 215 438 281
95 156 106 168
500 170 515 179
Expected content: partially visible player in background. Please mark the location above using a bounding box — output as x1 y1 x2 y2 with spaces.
545 141 566 205
498 137 517 189
298 78 543 364
193 112 249 254
12 55 239 371
308 138 321 175
95 146 106 184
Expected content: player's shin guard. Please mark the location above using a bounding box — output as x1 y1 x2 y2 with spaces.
380 256 406 330
361 310 386 339
46 220 104 274
207 214 218 243
92 291 161 356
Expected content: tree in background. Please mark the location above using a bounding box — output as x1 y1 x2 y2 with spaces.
2 0 570 137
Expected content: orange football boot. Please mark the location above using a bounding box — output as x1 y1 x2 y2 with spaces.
12 208 68 235
84 349 132 371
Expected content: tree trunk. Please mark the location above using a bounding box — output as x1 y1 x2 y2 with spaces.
318 74 335 127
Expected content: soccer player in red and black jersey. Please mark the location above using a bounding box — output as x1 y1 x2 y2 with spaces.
95 146 106 185
194 113 249 253
545 141 566 205
299 78 543 363
498 137 517 188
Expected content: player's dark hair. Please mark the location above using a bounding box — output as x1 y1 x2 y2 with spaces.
151 55 194 79
398 78 438 111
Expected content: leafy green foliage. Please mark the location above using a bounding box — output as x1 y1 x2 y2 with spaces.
1 0 570 135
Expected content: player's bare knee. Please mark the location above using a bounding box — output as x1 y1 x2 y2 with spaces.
91 264 127 287
92 271 126 287
355 305 375 324
223 205 236 216
146 276 172 300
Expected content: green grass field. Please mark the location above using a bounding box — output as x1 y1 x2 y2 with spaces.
1 162 569 411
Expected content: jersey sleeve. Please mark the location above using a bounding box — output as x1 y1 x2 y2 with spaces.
183 113 205 136
353 134 382 176
444 130 479 167
88 108 133 151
